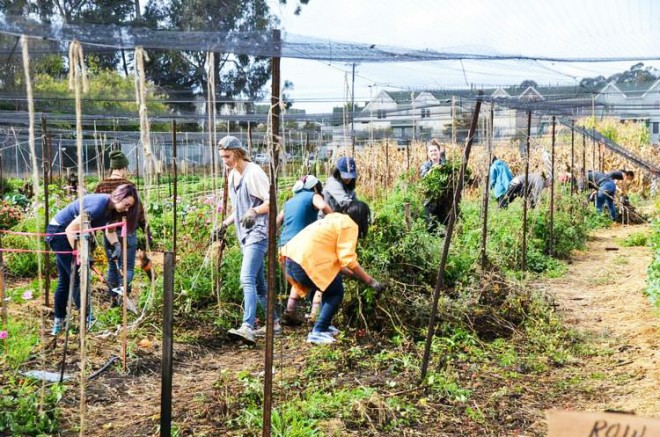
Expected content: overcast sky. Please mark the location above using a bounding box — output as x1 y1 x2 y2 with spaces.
266 0 660 113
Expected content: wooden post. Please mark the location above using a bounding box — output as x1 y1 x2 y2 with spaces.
480 102 494 270
582 134 587 195
548 116 556 257
420 92 482 382
41 115 51 307
262 28 281 437
521 110 531 273
570 119 575 195
160 251 174 437
172 121 178 256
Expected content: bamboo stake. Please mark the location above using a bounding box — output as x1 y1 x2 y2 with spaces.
78 213 90 436
121 217 128 373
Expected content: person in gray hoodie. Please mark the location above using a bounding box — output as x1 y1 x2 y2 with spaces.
500 173 547 209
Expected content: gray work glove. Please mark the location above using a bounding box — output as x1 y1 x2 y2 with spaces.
110 242 122 263
211 224 227 243
369 278 387 294
239 209 258 229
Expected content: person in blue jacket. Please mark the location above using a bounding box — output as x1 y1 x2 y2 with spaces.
489 156 513 207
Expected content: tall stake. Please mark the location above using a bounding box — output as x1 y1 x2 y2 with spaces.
582 134 587 194
78 213 91 437
420 92 482 382
160 251 175 437
480 102 494 270
570 119 575 195
121 217 128 372
41 115 51 307
521 110 531 273
172 121 178 256
548 116 556 256
0 235 6 326
263 28 281 437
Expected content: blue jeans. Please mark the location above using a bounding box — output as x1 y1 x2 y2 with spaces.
240 239 277 328
285 258 344 333
46 225 81 319
596 181 617 220
104 231 137 294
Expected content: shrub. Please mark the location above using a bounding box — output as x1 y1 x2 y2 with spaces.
0 200 23 230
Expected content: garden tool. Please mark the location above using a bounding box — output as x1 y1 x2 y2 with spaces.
138 250 155 281
112 259 138 315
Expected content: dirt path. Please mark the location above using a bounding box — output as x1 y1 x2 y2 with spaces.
539 223 659 416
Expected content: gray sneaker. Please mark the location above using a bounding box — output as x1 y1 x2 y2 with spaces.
227 324 256 345
254 322 282 337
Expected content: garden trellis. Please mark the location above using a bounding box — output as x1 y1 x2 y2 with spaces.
1 11 660 437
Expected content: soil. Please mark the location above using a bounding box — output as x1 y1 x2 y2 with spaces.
537 223 659 417
4 223 659 436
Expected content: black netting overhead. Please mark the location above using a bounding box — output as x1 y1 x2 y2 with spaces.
1 14 660 63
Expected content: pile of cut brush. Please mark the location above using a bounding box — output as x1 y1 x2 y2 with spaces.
618 196 647 225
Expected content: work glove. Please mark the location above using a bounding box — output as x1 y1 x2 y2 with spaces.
239 209 258 229
369 278 387 294
211 224 227 243
110 242 122 263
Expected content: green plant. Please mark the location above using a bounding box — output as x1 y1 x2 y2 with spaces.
0 375 63 434
621 231 649 247
0 199 23 230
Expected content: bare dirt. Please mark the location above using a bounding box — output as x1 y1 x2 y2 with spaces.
536 223 659 418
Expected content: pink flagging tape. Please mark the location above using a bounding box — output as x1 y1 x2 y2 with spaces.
0 221 125 238
0 248 75 255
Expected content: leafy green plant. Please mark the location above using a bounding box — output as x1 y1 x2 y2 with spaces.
0 375 63 434
621 231 649 247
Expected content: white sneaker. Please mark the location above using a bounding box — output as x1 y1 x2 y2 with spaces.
325 325 340 337
307 331 336 345
254 321 282 337
227 324 256 345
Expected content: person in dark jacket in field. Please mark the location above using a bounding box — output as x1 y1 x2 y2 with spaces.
500 173 547 209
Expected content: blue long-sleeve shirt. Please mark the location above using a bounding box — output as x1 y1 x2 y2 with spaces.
489 160 513 198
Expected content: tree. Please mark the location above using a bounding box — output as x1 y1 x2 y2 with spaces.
519 80 538 89
580 63 659 88
0 1 312 113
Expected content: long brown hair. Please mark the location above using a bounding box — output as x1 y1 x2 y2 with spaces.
109 184 139 233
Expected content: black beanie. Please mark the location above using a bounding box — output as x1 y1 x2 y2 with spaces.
109 150 129 170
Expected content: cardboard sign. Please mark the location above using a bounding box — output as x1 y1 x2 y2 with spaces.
546 410 660 437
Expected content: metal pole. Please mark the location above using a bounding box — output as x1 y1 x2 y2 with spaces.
160 251 174 437
420 92 482 382
521 110 531 273
480 102 494 270
548 116 556 257
262 28 281 437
